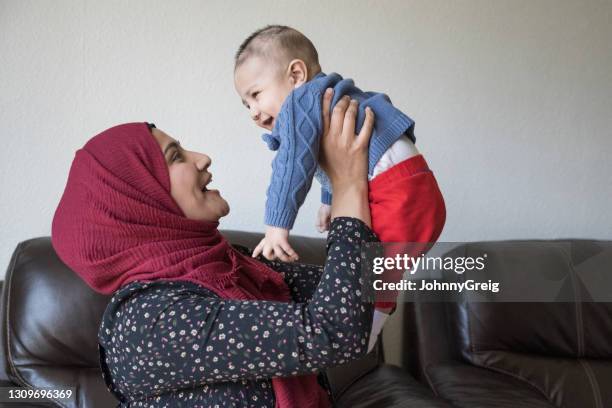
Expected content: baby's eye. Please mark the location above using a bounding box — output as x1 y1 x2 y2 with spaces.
251 91 260 99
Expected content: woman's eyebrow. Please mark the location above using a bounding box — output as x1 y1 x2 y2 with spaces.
163 141 181 155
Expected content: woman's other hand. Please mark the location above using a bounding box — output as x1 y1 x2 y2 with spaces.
319 89 375 227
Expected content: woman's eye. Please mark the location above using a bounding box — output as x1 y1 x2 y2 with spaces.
171 151 182 162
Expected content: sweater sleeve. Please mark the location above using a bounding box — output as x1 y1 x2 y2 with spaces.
320 186 332 205
100 217 377 394
314 165 333 205
263 87 324 229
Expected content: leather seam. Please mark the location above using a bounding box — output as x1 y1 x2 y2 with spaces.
469 354 554 405
426 245 470 396
422 362 437 395
418 298 444 396
4 241 65 408
463 245 476 356
558 245 584 356
578 359 603 408
424 362 448 398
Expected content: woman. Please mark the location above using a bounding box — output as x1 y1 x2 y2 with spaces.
51 93 378 407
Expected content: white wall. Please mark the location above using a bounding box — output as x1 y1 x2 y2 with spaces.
1 0 611 364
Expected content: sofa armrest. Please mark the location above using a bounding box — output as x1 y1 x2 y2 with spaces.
0 281 7 383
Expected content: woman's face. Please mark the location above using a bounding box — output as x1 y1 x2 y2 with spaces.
152 128 230 222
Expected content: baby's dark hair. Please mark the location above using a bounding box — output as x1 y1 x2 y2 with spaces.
235 25 321 77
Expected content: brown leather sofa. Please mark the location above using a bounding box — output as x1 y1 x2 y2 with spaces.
0 232 449 408
402 240 612 408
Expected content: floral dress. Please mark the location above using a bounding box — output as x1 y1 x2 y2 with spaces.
98 217 377 407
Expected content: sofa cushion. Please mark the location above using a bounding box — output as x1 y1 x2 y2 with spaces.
427 363 556 408
337 364 453 408
428 359 612 408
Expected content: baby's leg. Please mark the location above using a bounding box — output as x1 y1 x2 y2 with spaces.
366 141 446 352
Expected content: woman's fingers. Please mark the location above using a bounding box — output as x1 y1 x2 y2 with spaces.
356 107 375 148
342 99 359 144
315 219 324 233
330 96 351 139
321 88 333 135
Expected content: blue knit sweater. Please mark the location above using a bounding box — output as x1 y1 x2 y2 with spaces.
262 72 415 229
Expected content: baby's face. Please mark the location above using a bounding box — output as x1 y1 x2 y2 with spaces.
234 56 295 131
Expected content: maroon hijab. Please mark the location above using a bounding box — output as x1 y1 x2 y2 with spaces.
51 122 329 408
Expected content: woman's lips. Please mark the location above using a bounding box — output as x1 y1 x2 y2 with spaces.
200 175 212 192
200 187 219 195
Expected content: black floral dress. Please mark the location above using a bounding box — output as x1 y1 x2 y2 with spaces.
98 217 377 407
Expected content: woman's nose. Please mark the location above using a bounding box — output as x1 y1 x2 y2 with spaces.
195 154 211 172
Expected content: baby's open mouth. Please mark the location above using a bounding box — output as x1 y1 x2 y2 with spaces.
263 117 273 128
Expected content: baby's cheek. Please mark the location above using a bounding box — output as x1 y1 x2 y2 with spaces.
273 98 285 116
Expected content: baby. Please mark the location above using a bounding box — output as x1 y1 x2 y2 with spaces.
234 25 446 351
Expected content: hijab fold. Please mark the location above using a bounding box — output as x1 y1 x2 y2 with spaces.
51 122 329 408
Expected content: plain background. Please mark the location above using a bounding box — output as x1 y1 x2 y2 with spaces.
1 0 611 365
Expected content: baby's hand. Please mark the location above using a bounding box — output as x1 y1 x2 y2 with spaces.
253 226 299 262
316 204 332 232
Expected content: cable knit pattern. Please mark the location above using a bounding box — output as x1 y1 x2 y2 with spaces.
264 88 322 229
262 72 416 229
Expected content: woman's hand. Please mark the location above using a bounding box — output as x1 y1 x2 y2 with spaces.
319 89 375 227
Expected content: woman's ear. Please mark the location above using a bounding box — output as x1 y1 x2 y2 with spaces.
287 59 308 88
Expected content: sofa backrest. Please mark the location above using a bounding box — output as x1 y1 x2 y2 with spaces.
446 240 612 360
